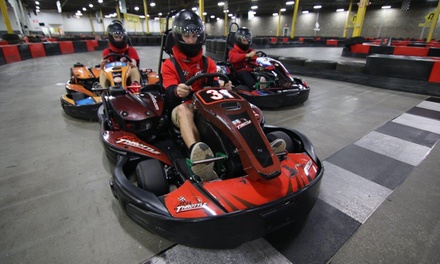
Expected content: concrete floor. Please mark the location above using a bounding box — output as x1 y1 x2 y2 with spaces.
0 47 439 264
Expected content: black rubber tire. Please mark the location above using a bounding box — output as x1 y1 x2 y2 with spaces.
135 159 169 196
266 131 294 153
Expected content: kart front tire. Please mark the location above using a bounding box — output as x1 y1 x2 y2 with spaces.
266 131 294 152
135 159 169 196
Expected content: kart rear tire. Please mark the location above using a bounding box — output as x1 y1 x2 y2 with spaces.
266 131 294 152
135 159 169 196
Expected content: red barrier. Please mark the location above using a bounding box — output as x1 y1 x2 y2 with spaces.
299 37 304 43
428 61 440 83
2 45 21 63
270 37 278 44
86 40 97 51
0 40 9 46
59 41 75 54
393 46 429 56
282 37 289 43
326 39 338 47
351 44 370 54
28 43 46 58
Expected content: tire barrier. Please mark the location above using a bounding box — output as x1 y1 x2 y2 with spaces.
73 41 88 52
17 44 32 60
365 54 435 81
344 43 440 58
59 41 75 54
335 62 365 73
29 43 46 58
277 56 307 66
1 45 21 63
0 40 105 65
304 60 337 70
0 48 6 66
43 42 62 56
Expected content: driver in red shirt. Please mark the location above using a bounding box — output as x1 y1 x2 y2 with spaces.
99 20 141 88
162 9 231 181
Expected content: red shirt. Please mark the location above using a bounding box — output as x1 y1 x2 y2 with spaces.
102 43 140 67
162 46 217 93
228 44 257 72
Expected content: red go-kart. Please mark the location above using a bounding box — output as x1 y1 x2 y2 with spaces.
98 71 324 248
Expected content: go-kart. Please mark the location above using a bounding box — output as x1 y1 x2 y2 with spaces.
217 23 310 109
60 53 159 121
98 70 324 248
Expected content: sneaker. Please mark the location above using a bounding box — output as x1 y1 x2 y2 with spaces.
270 138 286 154
259 76 267 89
190 142 218 181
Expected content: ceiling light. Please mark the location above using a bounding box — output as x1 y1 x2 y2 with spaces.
150 2 156 7
251 6 258 9
134 6 139 11
35 1 39 5
313 5 322 9
381 5 391 9
286 1 294 5
89 4 93 8
98 0 103 3
336 9 344 12
272 13 278 16
82 7 87 11
302 10 309 14
218 2 225 6
280 8 286 12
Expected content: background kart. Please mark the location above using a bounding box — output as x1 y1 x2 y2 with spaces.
60 54 158 121
217 23 310 109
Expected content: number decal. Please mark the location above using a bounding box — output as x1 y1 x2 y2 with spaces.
206 89 235 100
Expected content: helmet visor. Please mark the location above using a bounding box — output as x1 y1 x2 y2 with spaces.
111 31 124 38
239 32 252 42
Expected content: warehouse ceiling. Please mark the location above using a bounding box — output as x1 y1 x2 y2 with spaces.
21 0 438 19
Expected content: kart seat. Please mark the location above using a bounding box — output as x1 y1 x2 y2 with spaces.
164 31 174 56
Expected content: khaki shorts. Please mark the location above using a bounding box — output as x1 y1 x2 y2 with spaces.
171 103 194 128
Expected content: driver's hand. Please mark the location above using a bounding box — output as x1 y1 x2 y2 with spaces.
223 81 232 90
100 59 108 69
128 60 137 68
176 83 191 98
247 50 256 58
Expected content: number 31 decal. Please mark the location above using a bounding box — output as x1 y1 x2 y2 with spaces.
206 89 235 100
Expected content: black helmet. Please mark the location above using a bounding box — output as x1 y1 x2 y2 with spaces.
172 9 206 58
235 27 252 50
107 20 127 49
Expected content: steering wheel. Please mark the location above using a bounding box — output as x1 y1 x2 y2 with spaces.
256 51 267 57
184 73 229 87
181 73 230 102
103 53 132 62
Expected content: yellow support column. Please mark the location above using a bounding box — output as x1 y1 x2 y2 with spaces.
276 10 281 37
352 0 368 37
224 11 228 36
100 9 105 34
343 0 353 37
117 4 121 21
0 0 13 33
427 0 440 42
290 0 299 39
89 12 95 34
199 0 204 21
143 0 150 34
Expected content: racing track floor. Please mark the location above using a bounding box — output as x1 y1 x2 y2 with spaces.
0 47 439 264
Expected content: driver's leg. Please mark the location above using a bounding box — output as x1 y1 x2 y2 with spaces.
176 103 199 148
99 70 108 88
129 68 141 85
237 70 257 89
175 103 218 181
